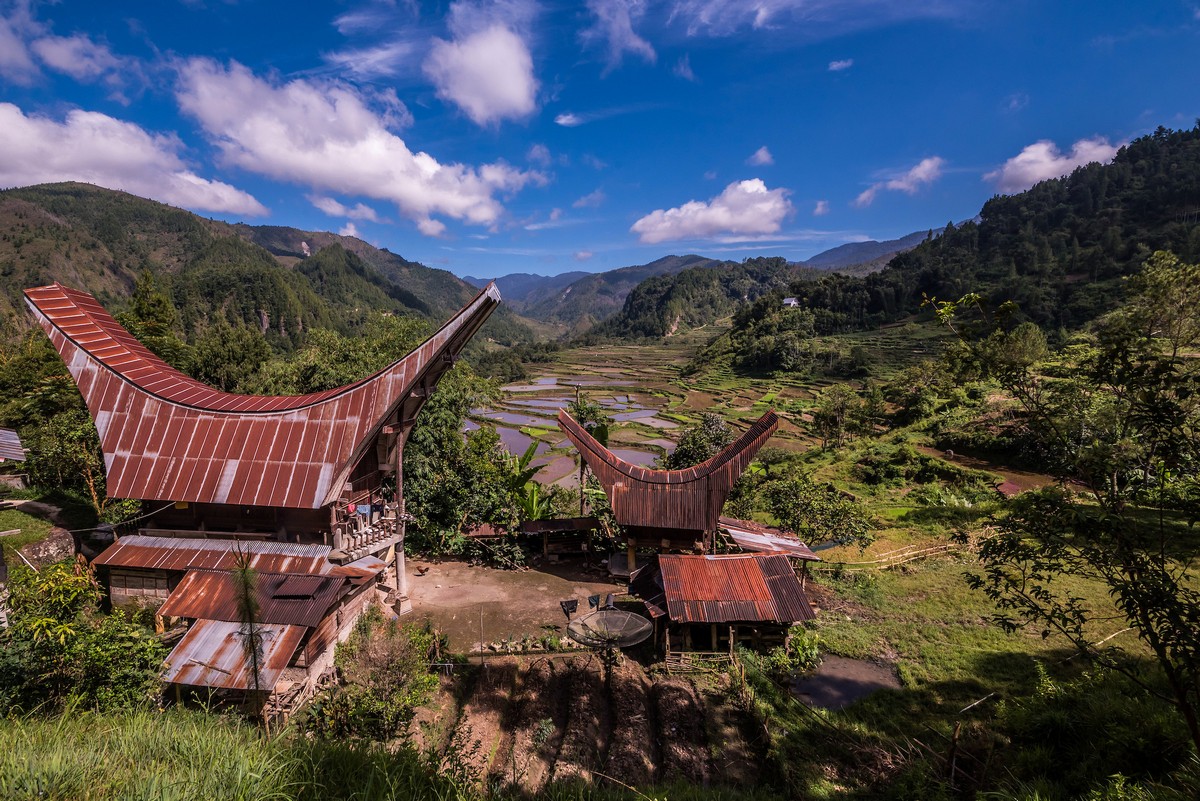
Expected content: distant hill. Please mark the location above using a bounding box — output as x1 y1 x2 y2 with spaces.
581 257 811 341
803 229 933 273
0 182 535 345
461 271 589 312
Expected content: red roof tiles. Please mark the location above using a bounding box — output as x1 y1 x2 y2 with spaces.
25 281 500 509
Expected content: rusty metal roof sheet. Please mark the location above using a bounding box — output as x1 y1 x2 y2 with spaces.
329 554 387 586
91 534 332 574
0 428 25 462
558 410 778 532
24 281 500 509
719 516 820 561
158 569 344 628
163 618 306 690
638 553 814 624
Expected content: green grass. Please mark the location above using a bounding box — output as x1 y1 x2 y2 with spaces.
0 508 55 556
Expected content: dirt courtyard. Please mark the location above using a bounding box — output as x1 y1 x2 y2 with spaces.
404 557 624 651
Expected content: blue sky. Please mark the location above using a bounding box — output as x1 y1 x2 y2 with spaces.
0 1 1197 278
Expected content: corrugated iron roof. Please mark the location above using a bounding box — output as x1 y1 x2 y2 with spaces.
0 428 25 462
158 568 345 628
329 554 387 586
719 516 820 561
24 281 500 509
558 410 778 532
92 534 332 575
162 618 306 690
643 553 814 624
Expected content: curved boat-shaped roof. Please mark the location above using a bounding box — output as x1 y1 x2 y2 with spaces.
26 281 500 509
557 409 778 532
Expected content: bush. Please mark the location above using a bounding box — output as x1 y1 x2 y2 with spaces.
762 628 822 681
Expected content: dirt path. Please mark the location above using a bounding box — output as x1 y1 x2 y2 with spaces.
406 559 621 652
506 657 566 795
451 657 519 785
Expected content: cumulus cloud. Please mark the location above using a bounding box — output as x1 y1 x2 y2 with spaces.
854 156 945 207
339 221 360 238
630 178 792 243
575 250 594 261
984 137 1121 193
828 58 853 71
0 102 265 215
176 59 544 235
674 54 696 81
747 145 774 166
813 199 830 216
309 195 381 222
581 0 656 72
555 112 584 127
573 189 606 208
424 25 538 125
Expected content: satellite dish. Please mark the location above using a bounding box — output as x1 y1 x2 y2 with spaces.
567 608 653 649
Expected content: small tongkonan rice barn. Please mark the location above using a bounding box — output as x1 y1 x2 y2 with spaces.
25 281 500 704
557 408 820 654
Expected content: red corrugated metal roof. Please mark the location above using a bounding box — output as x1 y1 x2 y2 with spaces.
329 554 387 586
158 568 346 628
719 516 820 561
648 553 814 624
162 618 306 690
24 281 500 509
91 534 333 575
558 410 778 532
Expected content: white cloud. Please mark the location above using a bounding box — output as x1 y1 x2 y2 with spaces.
527 143 552 166
309 195 381 222
747 145 774 166
0 9 39 85
573 189 606 208
339 221 360 238
813 199 830 216
984 137 1121 193
828 58 853 71
324 40 419 79
581 0 656 73
575 250 594 261
549 207 563 221
583 154 608 170
555 112 584 127
423 24 538 126
854 156 945 207
631 178 792 243
0 102 266 216
703 169 717 180
31 34 122 80
667 0 964 37
176 59 544 235
674 54 696 81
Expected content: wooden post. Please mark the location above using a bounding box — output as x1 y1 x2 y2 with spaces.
626 538 636 573
394 425 411 613
479 604 486 668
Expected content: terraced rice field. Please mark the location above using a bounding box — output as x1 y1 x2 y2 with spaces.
413 655 764 794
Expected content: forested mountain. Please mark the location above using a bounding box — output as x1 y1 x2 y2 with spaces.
515 254 720 330
0 182 534 346
580 257 814 340
597 124 1200 350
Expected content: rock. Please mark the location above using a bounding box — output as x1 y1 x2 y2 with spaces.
22 526 74 566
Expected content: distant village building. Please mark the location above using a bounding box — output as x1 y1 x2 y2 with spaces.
557 408 819 654
25 281 500 707
782 297 800 308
